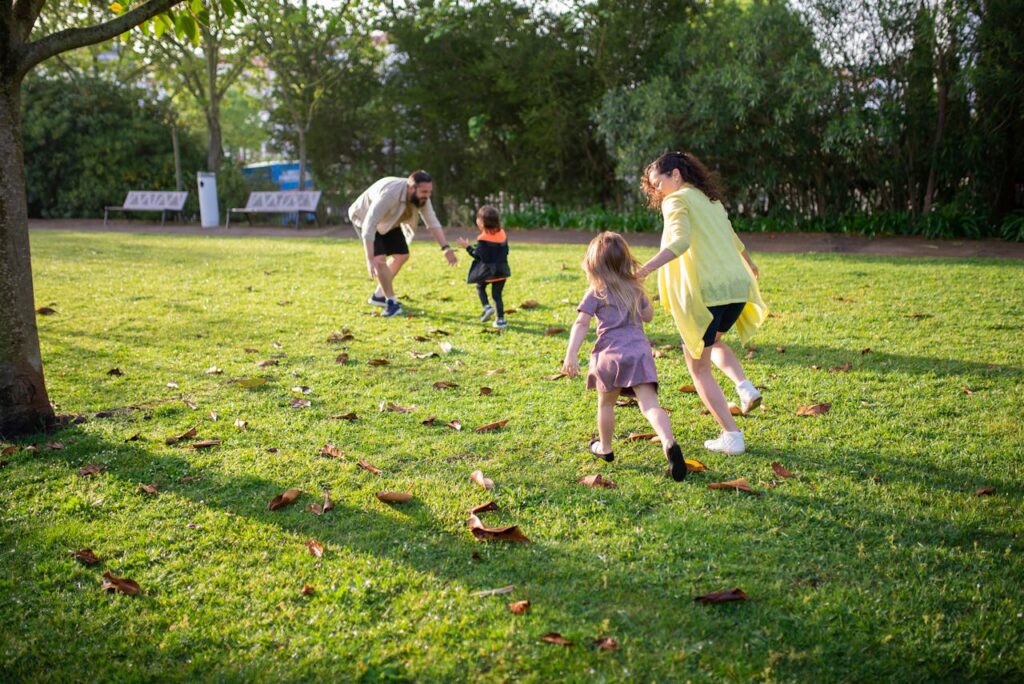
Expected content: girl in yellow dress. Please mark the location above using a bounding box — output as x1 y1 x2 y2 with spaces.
636 151 768 456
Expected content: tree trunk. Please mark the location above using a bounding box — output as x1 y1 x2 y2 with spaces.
171 122 183 191
298 126 307 190
206 98 223 172
0 77 54 437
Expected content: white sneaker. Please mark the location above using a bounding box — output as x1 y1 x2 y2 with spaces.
480 305 495 322
704 430 745 455
736 380 762 415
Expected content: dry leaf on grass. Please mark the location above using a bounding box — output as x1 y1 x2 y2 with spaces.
367 358 389 367
744 350 756 360
796 403 831 416
321 444 344 459
290 398 311 409
182 399 198 410
829 362 852 373
520 300 540 309
727 402 743 416
693 588 749 604
306 540 324 558
771 462 795 478
165 427 198 445
23 445 39 454
486 368 506 376
139 483 159 495
469 501 499 514
544 327 566 336
544 372 567 381
307 490 335 515
429 329 451 336
474 419 509 433
433 381 459 390
578 474 617 489
471 584 515 597
594 637 619 651
541 633 573 646
479 387 493 396
679 384 697 393
624 433 656 442
467 514 531 543
243 347 258 354
301 584 316 596
975 486 995 496
331 412 359 421
272 342 284 349
685 458 708 473
206 366 223 375
1 446 15 456
101 571 141 596
256 359 278 368
209 411 219 421
358 460 382 475
268 489 302 511
73 549 101 566
508 600 530 615
447 420 462 431
376 491 413 503
45 441 64 450
234 419 248 430
335 353 349 364
189 440 221 450
379 401 415 413
326 332 354 343
166 381 179 389
36 306 57 315
107 367 124 376
961 385 974 395
78 464 106 477
291 386 312 394
471 470 495 490
421 416 438 426
652 349 667 358
616 396 638 407
235 377 268 388
707 478 760 495
776 346 786 353
409 351 438 359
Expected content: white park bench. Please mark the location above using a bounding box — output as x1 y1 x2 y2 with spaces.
227 191 322 228
103 191 188 226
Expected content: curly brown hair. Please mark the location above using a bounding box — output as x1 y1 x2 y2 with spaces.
640 151 725 209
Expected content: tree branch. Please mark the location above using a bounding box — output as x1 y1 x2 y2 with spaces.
18 0 185 78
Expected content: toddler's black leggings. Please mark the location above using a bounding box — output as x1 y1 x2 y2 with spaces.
476 280 506 318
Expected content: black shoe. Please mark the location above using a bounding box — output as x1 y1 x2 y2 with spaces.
382 299 404 318
665 441 687 481
589 438 614 463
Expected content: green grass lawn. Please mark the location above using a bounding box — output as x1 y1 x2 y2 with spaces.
2 230 1023 682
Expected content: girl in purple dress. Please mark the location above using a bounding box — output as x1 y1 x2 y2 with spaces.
562 232 687 481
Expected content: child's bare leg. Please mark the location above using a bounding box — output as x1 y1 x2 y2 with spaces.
632 384 674 446
596 389 620 453
709 335 748 386
685 346 739 432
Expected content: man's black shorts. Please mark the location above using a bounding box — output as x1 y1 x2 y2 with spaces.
374 228 409 256
702 302 747 347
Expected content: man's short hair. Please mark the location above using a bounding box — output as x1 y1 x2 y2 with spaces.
409 170 432 185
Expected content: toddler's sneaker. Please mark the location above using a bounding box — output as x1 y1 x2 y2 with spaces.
704 430 745 455
382 298 404 318
480 304 496 322
368 292 387 307
493 318 507 329
736 380 762 415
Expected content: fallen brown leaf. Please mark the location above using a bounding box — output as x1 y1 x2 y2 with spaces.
23 445 39 454
368 358 389 366
486 368 506 376
505 307 517 314
45 441 64 450
776 346 786 353
685 458 707 472
139 483 159 495
409 351 438 359
206 366 223 375
652 349 667 358
810 365 822 371
433 381 459 390
430 329 451 336
771 462 795 478
166 381 179 388
36 306 57 315
744 350 756 360
469 501 499 514
413 335 430 342
467 514 531 543
107 367 124 376
471 584 515 597
358 460 382 475
541 633 572 646
474 419 509 433
321 444 344 459
165 427 198 445
72 549 101 566
508 600 530 615
624 433 656 442
256 359 278 367
376 491 413 503
335 353 350 364
578 474 617 489
679 384 697 393
243 347 258 354
727 402 742 416
421 416 438 426
520 300 540 309
235 377 268 388
544 372 567 381
209 411 219 421
594 636 619 651
707 478 759 495
693 588 749 604
975 486 995 496
861 347 871 354
306 490 334 515
189 440 221 450
268 489 302 511
544 327 566 336
961 385 973 395
905 312 931 319
182 399 198 410
290 398 311 409
796 403 831 416
78 464 105 477
332 412 359 421
479 387 493 395
101 571 141 596
829 362 852 373
301 584 316 596
470 469 495 490
447 420 462 431
326 332 355 343
1 446 15 456
306 540 324 558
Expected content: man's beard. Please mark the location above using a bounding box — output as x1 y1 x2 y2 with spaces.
409 193 426 207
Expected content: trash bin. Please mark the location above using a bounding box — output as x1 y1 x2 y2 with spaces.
197 172 219 228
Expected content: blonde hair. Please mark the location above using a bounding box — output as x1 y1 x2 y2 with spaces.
582 232 645 323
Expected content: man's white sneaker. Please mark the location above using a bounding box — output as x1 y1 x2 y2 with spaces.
704 430 745 455
736 380 762 415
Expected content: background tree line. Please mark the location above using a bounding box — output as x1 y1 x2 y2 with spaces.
22 0 1024 239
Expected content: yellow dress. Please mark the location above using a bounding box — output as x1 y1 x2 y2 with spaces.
656 185 768 359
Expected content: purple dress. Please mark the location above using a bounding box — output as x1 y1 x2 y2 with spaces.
578 289 659 395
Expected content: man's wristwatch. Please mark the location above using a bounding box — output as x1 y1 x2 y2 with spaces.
441 243 452 251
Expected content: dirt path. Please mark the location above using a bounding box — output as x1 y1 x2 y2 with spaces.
28 218 1024 259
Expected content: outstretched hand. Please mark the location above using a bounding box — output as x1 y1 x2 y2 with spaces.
561 357 580 379
444 248 458 266
456 237 470 248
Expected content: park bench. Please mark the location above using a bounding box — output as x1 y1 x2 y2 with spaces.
103 191 188 226
227 191 322 228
